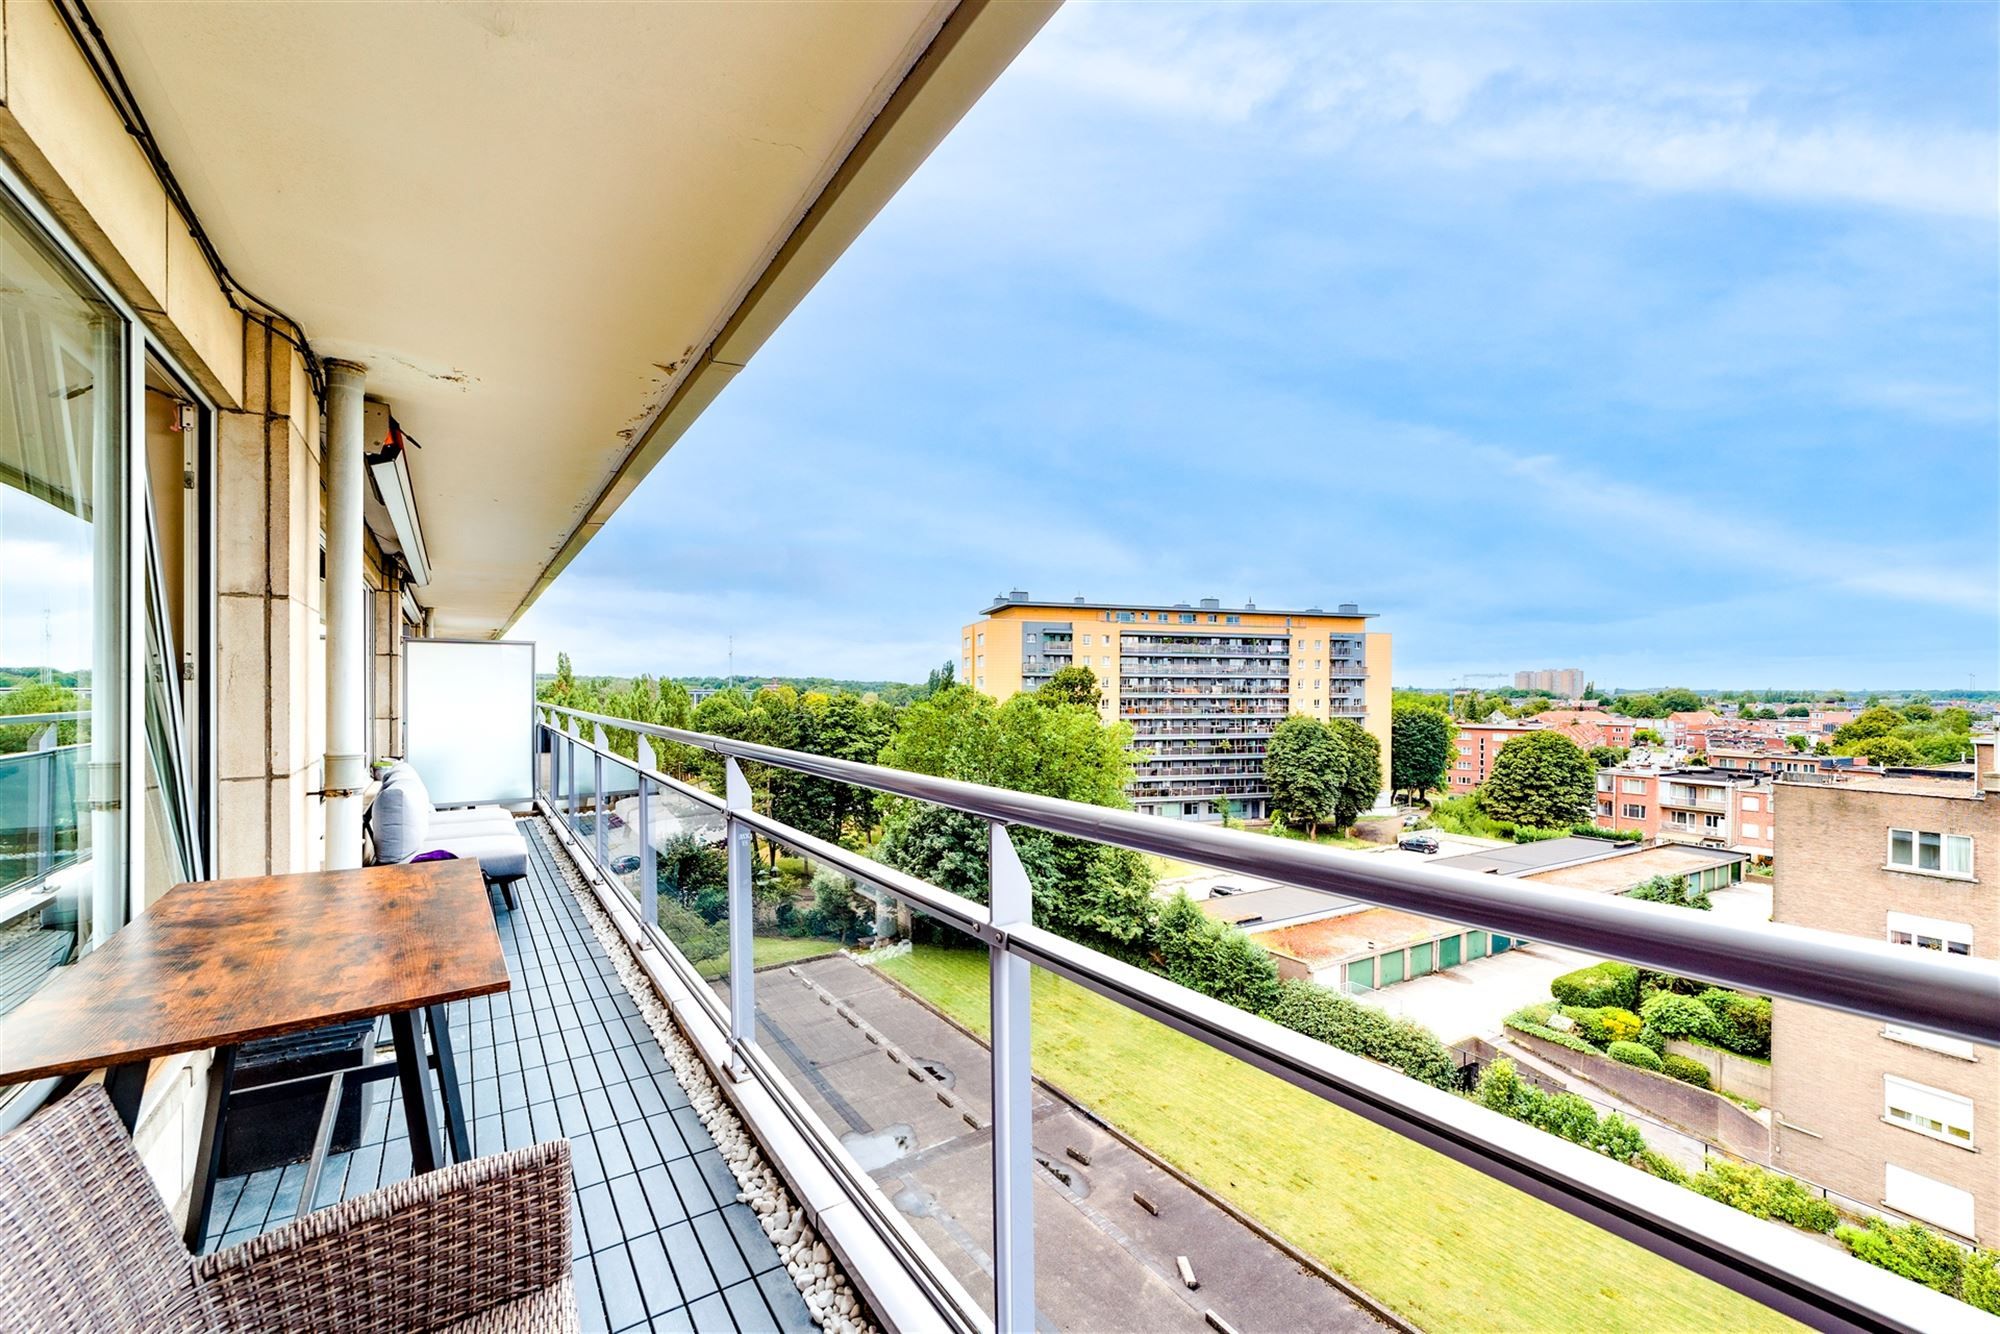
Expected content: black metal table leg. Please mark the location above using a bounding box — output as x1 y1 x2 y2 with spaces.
389 1009 442 1174
103 1060 150 1133
183 1045 238 1251
425 1004 472 1164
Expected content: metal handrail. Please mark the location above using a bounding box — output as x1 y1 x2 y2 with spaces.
536 710 1988 1332
544 703 1996 1046
0 711 86 728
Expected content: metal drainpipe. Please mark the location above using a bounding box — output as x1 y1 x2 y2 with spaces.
323 360 368 869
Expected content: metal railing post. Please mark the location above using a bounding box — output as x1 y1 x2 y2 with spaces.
988 821 1036 1332
724 757 755 1080
636 737 659 932
591 725 609 868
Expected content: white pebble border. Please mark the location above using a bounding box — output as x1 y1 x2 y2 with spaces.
541 820 880 1334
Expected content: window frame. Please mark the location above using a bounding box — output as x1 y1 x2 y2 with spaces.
1885 827 1975 881
1883 1075 1974 1147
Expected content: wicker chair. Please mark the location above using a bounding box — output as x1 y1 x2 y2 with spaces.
0 1086 577 1332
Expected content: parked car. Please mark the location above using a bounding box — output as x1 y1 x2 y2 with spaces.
1209 884 1244 897
610 854 640 875
1397 835 1441 854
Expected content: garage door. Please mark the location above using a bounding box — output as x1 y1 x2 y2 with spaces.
1411 942 1434 976
1466 932 1488 960
1379 951 1406 985
1440 935 1463 969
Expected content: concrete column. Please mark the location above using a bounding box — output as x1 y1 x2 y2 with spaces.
323 361 368 868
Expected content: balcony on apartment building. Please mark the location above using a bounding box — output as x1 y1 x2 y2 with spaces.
5 4 1997 1332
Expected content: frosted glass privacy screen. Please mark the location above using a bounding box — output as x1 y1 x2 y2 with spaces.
404 639 535 805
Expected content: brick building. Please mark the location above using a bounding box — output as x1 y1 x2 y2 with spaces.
1767 739 1999 1244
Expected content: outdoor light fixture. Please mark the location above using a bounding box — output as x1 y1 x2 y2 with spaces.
366 415 431 587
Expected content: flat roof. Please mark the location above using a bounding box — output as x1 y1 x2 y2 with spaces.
1523 844 1746 895
981 595 1373 619
1196 885 1363 930
1778 773 1985 799
1430 835 1642 876
1257 908 1458 967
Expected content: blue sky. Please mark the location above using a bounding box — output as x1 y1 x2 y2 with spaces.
517 3 1999 691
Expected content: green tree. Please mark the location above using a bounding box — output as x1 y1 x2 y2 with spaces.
1633 727 1664 746
1327 718 1382 831
1837 734 1921 767
1036 664 1103 710
1265 715 1343 836
0 682 80 754
920 660 955 699
1390 700 1456 801
1609 693 1659 718
1833 707 1904 746
1588 745 1629 768
1654 687 1703 713
875 686 1154 948
1785 734 1811 752
1478 731 1595 829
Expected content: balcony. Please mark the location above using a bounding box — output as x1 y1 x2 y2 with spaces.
199 824 819 1334
532 704 2000 1334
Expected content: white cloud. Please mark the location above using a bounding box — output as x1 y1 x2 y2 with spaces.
1017 5 1998 219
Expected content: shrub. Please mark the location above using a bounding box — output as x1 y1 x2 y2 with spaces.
804 869 863 941
1634 1024 1667 1054
1153 893 1283 1015
1967 1250 2000 1316
1475 1060 1648 1162
1628 873 1711 912
1551 961 1640 1011
1608 1040 1663 1071
1660 1053 1713 1089
1267 979 1458 1090
1697 988 1773 1058
1640 991 1719 1042
1636 1148 1689 1185
1563 1005 1644 1046
1505 1003 1598 1055
1836 1218 2000 1310
1694 1161 1837 1233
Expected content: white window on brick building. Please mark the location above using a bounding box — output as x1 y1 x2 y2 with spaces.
1742 795 1761 812
1622 803 1645 819
1887 911 1972 956
1622 778 1646 793
1884 1165 1977 1239
1884 1075 1974 1146
1887 828 1974 878
1741 822 1759 837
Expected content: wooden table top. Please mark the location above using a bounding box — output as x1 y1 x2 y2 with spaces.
0 860 509 1083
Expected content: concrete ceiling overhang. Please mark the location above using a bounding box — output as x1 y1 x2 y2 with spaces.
91 0 1055 637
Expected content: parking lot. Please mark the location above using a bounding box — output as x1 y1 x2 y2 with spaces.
748 954 1386 1333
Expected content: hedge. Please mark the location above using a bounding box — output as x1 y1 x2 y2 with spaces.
1153 893 1282 1014
1640 990 1720 1042
1697 988 1772 1058
1550 961 1639 1011
1692 1160 1838 1234
1836 1218 2000 1315
1267 978 1458 1091
1608 1040 1663 1071
1660 1053 1712 1089
1475 1059 1646 1162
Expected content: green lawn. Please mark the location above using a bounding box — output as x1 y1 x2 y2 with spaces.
694 934 843 979
878 945 1796 1334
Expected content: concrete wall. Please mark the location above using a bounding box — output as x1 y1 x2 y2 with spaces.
1513 1032 1774 1164
1665 1040 1774 1105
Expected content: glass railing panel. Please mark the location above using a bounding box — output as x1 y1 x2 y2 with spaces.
1014 955 1808 1333
642 783 729 986
742 828 997 1320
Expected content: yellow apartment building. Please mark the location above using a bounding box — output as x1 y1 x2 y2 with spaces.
962 591 1391 821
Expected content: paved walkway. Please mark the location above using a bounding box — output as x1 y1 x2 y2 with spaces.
204 823 812 1334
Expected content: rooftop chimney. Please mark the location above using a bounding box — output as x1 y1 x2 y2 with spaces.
1199 597 1220 609
1007 588 1029 601
1337 602 1360 614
